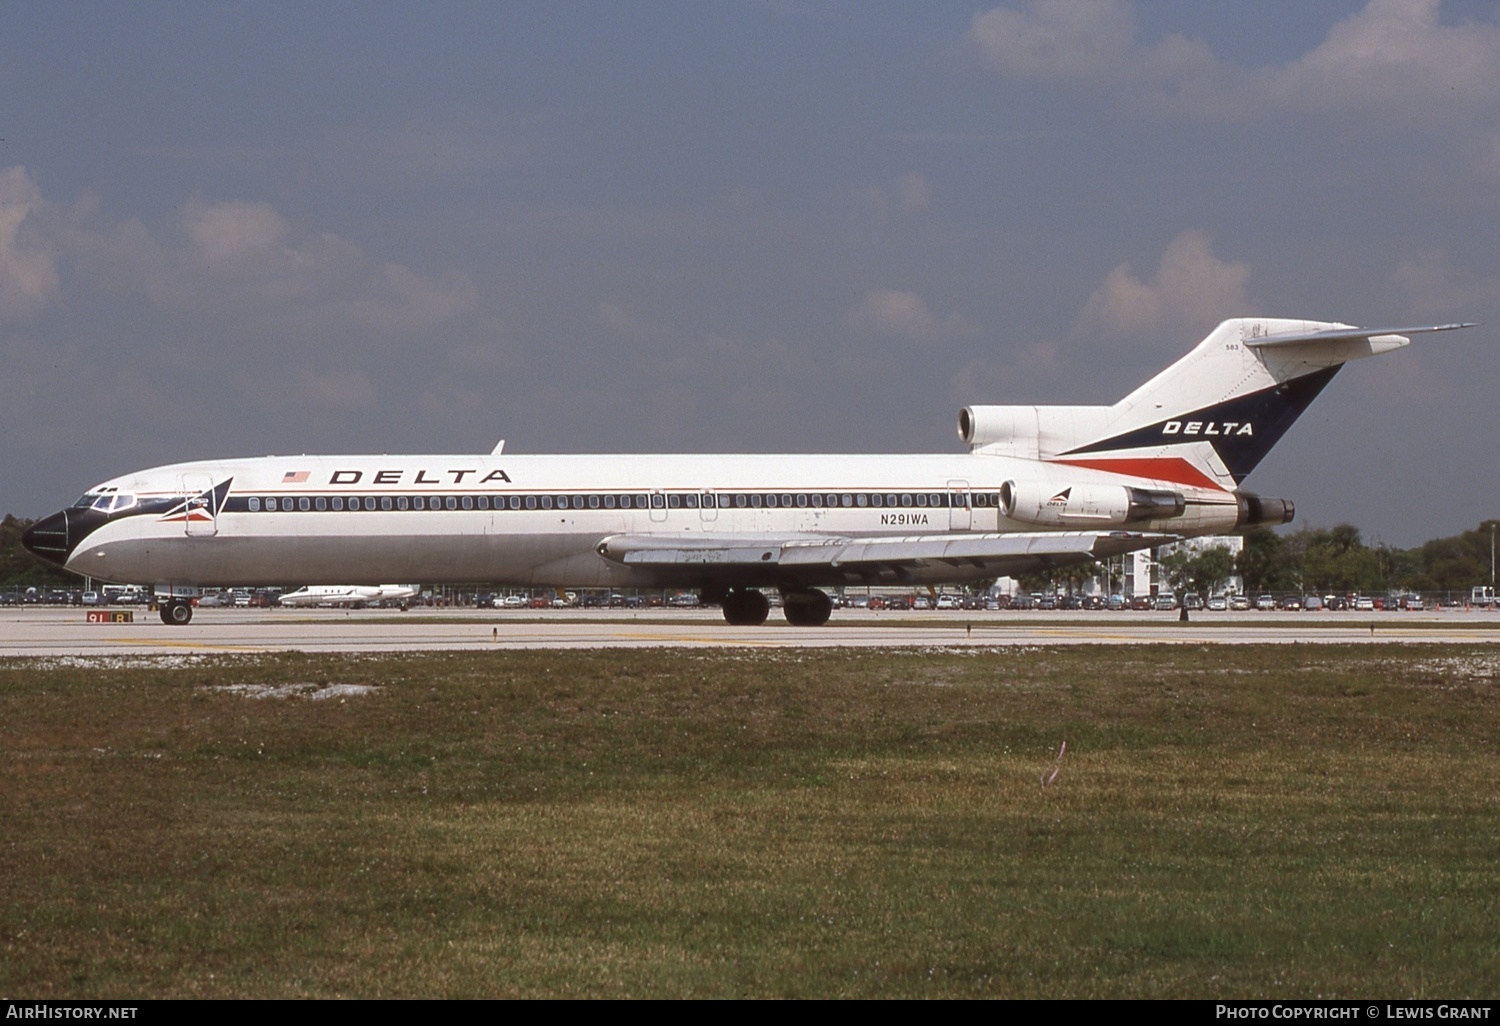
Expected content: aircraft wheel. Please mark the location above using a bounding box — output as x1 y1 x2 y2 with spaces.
722 588 770 626
160 601 193 626
783 588 832 627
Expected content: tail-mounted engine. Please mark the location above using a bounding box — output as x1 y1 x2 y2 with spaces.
999 480 1185 528
1234 492 1295 528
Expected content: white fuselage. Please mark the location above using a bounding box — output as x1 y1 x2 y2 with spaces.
61 451 1239 589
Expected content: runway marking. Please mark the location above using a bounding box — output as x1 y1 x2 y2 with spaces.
121 639 265 652
615 632 776 646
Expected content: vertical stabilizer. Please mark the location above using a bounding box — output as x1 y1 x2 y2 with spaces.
964 319 1470 490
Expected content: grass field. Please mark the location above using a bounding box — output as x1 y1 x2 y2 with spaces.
3 645 1497 998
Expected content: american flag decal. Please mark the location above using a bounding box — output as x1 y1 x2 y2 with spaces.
282 471 309 483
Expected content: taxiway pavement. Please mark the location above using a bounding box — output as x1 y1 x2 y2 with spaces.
2 607 1498 656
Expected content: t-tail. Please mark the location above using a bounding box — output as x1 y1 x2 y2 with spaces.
959 319 1474 512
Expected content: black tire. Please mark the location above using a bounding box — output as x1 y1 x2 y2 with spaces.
783 588 832 627
721 588 770 626
161 601 193 626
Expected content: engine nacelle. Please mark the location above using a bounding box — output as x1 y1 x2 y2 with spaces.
958 404 1112 457
1234 492 1295 528
999 480 1185 528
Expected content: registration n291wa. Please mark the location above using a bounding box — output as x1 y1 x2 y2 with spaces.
23 318 1470 626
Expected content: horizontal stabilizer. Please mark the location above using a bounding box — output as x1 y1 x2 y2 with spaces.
1244 322 1475 349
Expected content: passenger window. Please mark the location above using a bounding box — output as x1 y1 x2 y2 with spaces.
249 497 262 512
315 497 327 511
300 497 312 511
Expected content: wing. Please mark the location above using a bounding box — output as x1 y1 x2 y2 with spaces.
596 530 1174 589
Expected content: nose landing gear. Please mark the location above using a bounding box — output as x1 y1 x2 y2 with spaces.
159 600 193 625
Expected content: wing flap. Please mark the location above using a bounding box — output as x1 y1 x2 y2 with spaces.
597 530 1174 587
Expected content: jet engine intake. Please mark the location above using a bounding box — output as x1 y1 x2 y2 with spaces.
999 480 1185 528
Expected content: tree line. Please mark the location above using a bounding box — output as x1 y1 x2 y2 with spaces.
1163 520 1499 599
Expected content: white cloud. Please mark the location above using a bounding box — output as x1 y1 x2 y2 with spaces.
968 0 1500 123
184 198 289 264
1271 0 1500 116
0 167 61 322
1075 230 1250 338
849 289 977 343
851 172 933 218
968 0 1136 82
55 183 477 332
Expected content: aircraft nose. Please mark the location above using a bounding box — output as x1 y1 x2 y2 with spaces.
21 509 73 567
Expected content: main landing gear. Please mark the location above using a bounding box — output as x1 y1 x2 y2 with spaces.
720 588 771 626
708 587 833 627
158 600 193 625
782 588 833 627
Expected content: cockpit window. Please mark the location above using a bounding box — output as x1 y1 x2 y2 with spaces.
79 492 136 513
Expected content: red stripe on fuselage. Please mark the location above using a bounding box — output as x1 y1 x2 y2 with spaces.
1050 457 1227 491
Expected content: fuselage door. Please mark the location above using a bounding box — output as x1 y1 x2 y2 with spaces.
947 479 971 532
180 474 219 537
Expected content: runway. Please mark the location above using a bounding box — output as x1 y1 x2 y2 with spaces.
3 606 1498 656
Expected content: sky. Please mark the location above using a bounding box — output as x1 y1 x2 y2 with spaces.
1 0 1495 548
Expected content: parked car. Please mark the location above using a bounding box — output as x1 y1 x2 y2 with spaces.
1255 594 1277 611
1206 594 1228 611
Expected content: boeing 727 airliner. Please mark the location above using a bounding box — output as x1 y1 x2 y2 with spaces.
22 318 1472 626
